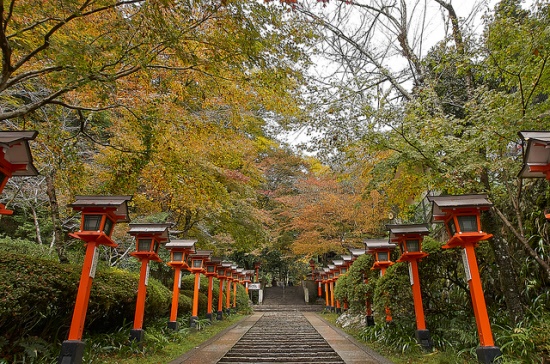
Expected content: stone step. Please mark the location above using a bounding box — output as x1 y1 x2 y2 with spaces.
216 311 345 364
253 305 323 312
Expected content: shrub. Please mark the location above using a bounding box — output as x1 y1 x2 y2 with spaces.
333 254 375 313
0 251 172 359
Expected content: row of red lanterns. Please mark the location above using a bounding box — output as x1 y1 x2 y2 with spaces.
312 194 500 364
60 195 257 363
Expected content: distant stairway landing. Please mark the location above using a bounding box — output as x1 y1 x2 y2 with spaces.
254 286 323 312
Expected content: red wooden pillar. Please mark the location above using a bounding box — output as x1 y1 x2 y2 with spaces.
169 266 182 324
67 241 100 341
165 240 196 331
324 278 330 310
387 223 432 350
188 251 212 328
216 269 226 320
225 271 233 314
204 259 220 321
365 238 396 324
128 223 171 342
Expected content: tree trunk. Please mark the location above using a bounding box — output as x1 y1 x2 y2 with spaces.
30 205 43 245
45 172 69 263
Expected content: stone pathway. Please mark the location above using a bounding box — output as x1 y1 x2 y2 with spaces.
169 285 393 364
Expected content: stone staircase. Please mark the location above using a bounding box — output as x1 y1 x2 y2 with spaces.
216 311 345 363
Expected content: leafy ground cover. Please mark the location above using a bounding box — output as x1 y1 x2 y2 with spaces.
321 312 479 364
87 314 246 364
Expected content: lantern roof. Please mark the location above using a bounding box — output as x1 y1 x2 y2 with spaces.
348 248 366 257
0 130 39 176
323 267 330 273
386 223 430 238
518 131 550 178
332 259 344 266
128 223 172 241
190 250 212 260
69 195 132 222
341 255 353 262
165 239 197 252
427 194 492 221
327 264 335 270
221 261 233 267
364 238 396 252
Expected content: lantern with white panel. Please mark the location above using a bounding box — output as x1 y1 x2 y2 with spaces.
0 131 38 215
518 131 550 219
165 239 196 330
365 238 397 322
428 194 501 364
60 195 131 364
387 223 432 351
204 257 221 321
188 250 212 328
127 223 171 342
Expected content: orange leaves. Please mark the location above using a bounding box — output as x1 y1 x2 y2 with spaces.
274 164 387 256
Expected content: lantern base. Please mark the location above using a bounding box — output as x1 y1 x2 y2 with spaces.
366 316 375 326
217 310 223 320
476 346 502 364
190 315 198 328
415 329 433 351
167 321 179 331
58 340 85 364
129 329 144 342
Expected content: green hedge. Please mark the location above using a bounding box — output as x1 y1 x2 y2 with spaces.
0 252 172 357
0 249 251 358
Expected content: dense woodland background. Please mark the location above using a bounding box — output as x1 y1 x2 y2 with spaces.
0 0 549 362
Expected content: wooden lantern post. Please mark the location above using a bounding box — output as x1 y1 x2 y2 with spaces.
332 260 344 314
322 269 330 310
0 131 39 215
59 195 131 364
165 239 196 330
365 238 397 323
226 265 236 315
233 268 243 311
216 262 230 320
518 131 550 219
127 223 171 342
387 223 433 351
204 257 220 321
328 264 336 312
314 269 323 298
188 250 212 328
428 194 501 364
